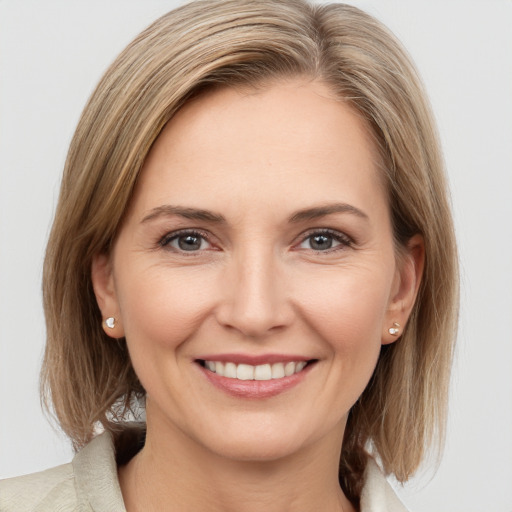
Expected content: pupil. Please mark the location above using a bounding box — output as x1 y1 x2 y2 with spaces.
311 234 332 250
179 235 201 251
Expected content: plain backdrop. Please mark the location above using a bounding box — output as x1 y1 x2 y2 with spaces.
1 1 511 511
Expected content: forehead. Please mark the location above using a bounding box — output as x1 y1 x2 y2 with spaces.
129 79 388 222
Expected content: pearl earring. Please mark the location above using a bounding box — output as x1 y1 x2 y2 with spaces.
105 317 116 329
388 322 400 336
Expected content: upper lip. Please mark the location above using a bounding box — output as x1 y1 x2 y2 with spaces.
196 353 315 365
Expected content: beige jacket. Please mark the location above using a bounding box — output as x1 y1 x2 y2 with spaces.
0 428 408 512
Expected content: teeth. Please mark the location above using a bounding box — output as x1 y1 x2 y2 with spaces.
271 362 285 379
284 362 296 377
204 360 308 380
224 362 237 378
254 364 271 380
237 364 254 380
296 361 307 372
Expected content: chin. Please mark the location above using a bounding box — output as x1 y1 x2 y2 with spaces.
192 413 336 464
207 435 306 463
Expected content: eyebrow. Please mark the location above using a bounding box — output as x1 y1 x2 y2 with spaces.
141 205 226 224
288 203 369 223
141 202 368 225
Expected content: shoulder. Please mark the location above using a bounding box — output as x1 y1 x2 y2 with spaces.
360 458 410 512
0 463 78 511
0 426 140 512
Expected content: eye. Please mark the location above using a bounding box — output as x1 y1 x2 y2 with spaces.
298 230 351 252
160 230 212 252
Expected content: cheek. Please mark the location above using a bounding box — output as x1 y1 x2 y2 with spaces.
115 264 218 352
294 265 391 359
294 267 392 415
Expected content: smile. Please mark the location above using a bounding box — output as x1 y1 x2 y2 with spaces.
196 355 317 398
202 360 308 381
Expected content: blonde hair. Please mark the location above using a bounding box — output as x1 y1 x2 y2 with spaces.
42 0 458 504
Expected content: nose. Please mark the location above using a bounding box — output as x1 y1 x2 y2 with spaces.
215 248 293 338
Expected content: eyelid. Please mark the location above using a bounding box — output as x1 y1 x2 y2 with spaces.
159 228 215 252
294 228 354 251
157 227 354 254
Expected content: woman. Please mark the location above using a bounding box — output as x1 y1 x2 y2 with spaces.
0 1 458 510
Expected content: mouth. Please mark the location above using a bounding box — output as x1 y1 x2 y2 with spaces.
197 359 314 381
195 354 318 400
195 354 318 398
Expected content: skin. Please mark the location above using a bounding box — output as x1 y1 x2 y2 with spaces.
92 79 423 512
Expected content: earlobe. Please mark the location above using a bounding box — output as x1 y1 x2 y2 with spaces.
383 234 425 345
91 253 124 338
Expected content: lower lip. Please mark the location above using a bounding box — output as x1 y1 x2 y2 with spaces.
198 363 314 399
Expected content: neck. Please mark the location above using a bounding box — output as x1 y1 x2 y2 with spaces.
119 409 355 512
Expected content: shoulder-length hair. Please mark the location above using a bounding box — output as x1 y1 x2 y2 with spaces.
42 0 458 504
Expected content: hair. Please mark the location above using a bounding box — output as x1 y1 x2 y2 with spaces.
41 0 458 505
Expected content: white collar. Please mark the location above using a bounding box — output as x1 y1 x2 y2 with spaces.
72 427 408 512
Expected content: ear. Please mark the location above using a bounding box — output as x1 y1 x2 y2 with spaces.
382 234 425 345
91 253 125 338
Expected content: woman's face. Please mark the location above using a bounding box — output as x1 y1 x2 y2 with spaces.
93 80 420 462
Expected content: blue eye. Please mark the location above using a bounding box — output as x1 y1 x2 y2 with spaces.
298 231 350 252
161 231 211 252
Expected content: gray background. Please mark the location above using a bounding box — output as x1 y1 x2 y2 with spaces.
1 1 511 510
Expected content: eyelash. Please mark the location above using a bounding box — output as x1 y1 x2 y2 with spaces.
158 228 353 254
159 229 213 253
296 229 353 253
